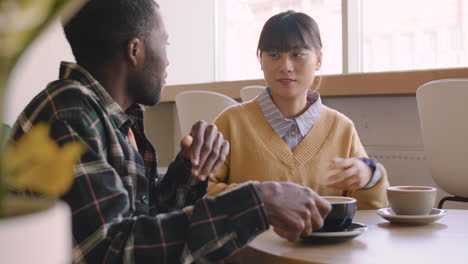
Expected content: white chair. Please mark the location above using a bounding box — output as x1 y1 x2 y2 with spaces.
416 79 468 208
175 90 238 136
240 85 266 102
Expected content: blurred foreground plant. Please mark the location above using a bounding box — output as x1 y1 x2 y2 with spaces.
5 123 85 197
0 0 87 216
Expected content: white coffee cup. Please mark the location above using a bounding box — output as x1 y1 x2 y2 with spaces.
387 186 437 215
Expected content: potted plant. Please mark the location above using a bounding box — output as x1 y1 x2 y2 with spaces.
0 0 87 263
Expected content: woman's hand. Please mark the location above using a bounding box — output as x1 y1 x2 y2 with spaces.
326 158 372 190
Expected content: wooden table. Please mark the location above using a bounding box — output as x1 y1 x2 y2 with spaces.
244 209 468 264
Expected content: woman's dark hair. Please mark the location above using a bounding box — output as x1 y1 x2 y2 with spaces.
257 10 322 57
63 0 158 64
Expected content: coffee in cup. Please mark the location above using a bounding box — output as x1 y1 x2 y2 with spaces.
387 186 436 215
318 196 357 232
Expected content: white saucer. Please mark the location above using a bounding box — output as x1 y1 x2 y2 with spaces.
376 208 446 225
301 222 367 244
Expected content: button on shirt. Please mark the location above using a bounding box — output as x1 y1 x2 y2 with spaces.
258 87 381 189
258 88 322 150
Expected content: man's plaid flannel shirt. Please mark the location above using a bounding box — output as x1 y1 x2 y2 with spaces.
9 62 269 263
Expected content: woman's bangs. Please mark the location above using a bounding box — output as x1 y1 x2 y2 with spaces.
261 22 311 52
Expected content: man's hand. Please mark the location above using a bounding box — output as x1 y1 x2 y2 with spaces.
256 182 331 242
180 120 229 181
326 158 372 190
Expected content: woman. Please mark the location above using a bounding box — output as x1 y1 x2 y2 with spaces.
208 10 388 209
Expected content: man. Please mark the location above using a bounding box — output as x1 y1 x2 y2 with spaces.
9 0 331 263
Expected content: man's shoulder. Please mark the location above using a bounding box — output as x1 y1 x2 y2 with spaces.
21 79 101 122
44 79 97 104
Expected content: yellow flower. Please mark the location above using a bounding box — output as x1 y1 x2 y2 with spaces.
5 123 85 197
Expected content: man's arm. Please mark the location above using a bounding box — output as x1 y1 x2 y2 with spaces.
52 116 330 261
11 108 330 262
156 120 231 210
43 118 269 263
154 152 208 211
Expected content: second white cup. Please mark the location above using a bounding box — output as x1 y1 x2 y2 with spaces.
387 186 437 215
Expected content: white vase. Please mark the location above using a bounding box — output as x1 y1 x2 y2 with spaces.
0 196 71 263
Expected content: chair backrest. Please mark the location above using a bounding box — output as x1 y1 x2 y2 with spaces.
240 85 266 102
175 90 238 136
416 79 468 197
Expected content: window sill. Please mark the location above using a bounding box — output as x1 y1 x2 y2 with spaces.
161 67 468 102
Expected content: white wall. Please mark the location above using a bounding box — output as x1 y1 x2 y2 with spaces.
157 0 215 85
5 21 74 125
5 0 216 125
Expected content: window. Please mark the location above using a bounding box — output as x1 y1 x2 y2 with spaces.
361 0 467 72
216 0 342 81
160 0 468 85
418 31 437 68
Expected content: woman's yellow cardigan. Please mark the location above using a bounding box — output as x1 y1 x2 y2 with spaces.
208 99 389 210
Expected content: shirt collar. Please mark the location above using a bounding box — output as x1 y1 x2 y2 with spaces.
58 61 144 130
258 87 322 137
296 92 322 136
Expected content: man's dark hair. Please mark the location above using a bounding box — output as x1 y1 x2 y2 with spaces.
64 0 158 64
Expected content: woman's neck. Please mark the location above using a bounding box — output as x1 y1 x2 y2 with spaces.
271 93 309 118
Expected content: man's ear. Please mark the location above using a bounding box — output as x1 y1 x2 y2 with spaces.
126 37 143 67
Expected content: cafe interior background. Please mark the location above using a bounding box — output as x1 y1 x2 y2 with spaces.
5 0 468 209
